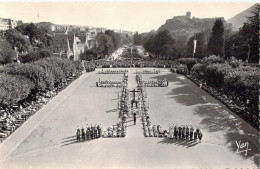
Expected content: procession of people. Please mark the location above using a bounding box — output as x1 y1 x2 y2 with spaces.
76 69 203 144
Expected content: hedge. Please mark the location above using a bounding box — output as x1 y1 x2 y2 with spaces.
0 57 83 106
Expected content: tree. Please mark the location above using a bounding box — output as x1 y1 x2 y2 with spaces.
143 34 156 56
178 58 198 74
105 30 121 49
19 50 51 63
0 37 16 64
208 19 225 57
241 4 259 63
187 31 207 58
4 29 32 52
153 30 175 59
96 33 114 58
224 4 259 63
133 32 142 45
16 23 53 48
0 74 35 105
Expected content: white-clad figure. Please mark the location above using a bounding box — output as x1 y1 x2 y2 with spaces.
168 124 174 139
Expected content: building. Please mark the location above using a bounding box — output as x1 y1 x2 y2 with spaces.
0 18 18 30
52 31 96 61
173 12 191 21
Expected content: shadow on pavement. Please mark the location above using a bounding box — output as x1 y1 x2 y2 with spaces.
194 104 260 166
106 109 118 113
168 85 205 106
151 73 183 83
158 137 200 148
61 135 99 147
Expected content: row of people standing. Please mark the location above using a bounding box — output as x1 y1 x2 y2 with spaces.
168 125 203 141
76 124 103 141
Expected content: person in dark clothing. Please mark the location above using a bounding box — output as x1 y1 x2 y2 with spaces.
198 131 203 142
133 112 137 125
185 125 189 139
94 125 97 139
81 126 85 141
194 131 198 141
76 126 80 142
178 126 182 139
174 125 178 139
97 125 101 138
196 128 200 134
182 126 185 139
86 127 90 140
190 126 194 141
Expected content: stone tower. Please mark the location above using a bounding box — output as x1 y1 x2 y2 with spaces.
186 12 191 19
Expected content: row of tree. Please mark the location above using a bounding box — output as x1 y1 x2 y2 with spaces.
0 23 54 64
189 56 258 127
80 30 132 60
173 55 258 128
134 4 259 63
187 4 259 63
0 57 83 106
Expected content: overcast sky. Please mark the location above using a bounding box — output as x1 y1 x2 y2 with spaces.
0 2 255 33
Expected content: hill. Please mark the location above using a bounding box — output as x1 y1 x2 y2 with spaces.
157 12 232 52
227 4 257 30
36 22 54 33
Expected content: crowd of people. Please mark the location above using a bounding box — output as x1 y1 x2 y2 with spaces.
84 59 174 69
0 90 59 141
143 123 203 141
168 125 203 141
96 81 123 88
141 80 168 87
76 124 103 141
136 69 161 74
103 121 127 137
0 73 81 142
97 69 128 74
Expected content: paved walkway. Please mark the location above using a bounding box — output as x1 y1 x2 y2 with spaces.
125 68 144 139
0 68 258 169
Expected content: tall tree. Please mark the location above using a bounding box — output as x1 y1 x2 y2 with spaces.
224 4 259 63
96 33 114 58
0 37 16 64
153 30 175 59
241 4 259 63
208 19 225 57
133 32 142 45
105 30 121 49
4 29 32 52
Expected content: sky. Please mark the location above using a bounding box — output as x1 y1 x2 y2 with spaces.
0 1 256 33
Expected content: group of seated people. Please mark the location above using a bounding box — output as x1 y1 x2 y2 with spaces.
142 114 167 137
97 69 128 74
0 90 58 142
96 81 123 88
103 121 127 137
84 59 174 68
141 80 169 87
76 124 103 141
137 69 160 74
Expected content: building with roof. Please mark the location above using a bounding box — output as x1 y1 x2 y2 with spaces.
52 32 97 61
0 18 18 30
